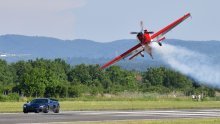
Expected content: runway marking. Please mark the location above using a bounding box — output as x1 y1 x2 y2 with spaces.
65 110 220 118
2 109 220 124
16 117 220 124
65 110 220 115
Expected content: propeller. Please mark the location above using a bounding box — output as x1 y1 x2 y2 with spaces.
140 21 144 32
130 21 154 34
130 32 139 34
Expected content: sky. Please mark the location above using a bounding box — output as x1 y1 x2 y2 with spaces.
0 0 219 42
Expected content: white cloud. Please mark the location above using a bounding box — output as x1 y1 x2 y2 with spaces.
0 0 86 39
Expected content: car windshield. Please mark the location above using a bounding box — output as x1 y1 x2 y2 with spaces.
31 99 48 104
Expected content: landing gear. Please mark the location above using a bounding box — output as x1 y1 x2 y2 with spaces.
158 42 162 46
140 52 144 57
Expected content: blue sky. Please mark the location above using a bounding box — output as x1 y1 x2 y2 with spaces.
0 0 219 42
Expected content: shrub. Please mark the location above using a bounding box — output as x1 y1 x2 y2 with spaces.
0 93 20 102
68 84 87 97
7 93 20 101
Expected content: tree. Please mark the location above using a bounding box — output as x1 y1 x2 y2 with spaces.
106 66 138 92
163 69 192 90
142 67 165 87
0 58 217 99
141 67 193 93
68 64 92 85
0 59 14 95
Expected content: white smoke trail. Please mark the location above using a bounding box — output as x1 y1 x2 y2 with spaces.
151 42 220 88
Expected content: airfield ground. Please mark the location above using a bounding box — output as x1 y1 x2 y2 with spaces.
0 100 220 123
1 100 220 113
0 110 220 124
66 118 220 124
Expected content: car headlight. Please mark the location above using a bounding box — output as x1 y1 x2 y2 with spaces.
23 105 27 108
39 105 44 108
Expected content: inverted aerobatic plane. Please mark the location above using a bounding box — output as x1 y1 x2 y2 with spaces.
101 13 191 69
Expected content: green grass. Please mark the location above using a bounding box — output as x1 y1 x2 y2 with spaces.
62 118 220 124
0 102 24 113
60 101 220 111
1 100 220 113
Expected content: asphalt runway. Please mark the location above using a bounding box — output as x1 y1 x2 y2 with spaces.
1 109 220 124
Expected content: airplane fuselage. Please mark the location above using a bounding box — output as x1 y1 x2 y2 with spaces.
137 32 151 45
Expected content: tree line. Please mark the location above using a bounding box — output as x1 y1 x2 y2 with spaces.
0 58 216 99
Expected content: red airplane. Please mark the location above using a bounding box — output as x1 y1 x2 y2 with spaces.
101 13 191 69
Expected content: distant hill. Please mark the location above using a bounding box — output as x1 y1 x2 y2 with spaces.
0 34 219 70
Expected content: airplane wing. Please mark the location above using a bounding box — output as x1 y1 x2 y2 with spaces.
151 13 191 40
100 43 142 69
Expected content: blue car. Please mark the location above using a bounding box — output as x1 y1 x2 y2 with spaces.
23 98 60 113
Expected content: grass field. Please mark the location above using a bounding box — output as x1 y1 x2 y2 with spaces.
61 101 220 111
66 118 220 124
0 100 220 113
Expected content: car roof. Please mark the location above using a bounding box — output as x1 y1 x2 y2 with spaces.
32 98 49 100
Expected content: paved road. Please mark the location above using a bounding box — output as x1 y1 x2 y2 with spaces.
1 109 220 124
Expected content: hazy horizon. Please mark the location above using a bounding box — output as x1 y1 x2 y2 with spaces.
1 34 219 43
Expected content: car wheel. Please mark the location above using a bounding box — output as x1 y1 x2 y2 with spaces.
43 106 49 113
54 105 60 113
35 109 39 113
23 109 28 113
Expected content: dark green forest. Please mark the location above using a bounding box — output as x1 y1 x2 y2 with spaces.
0 58 216 101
